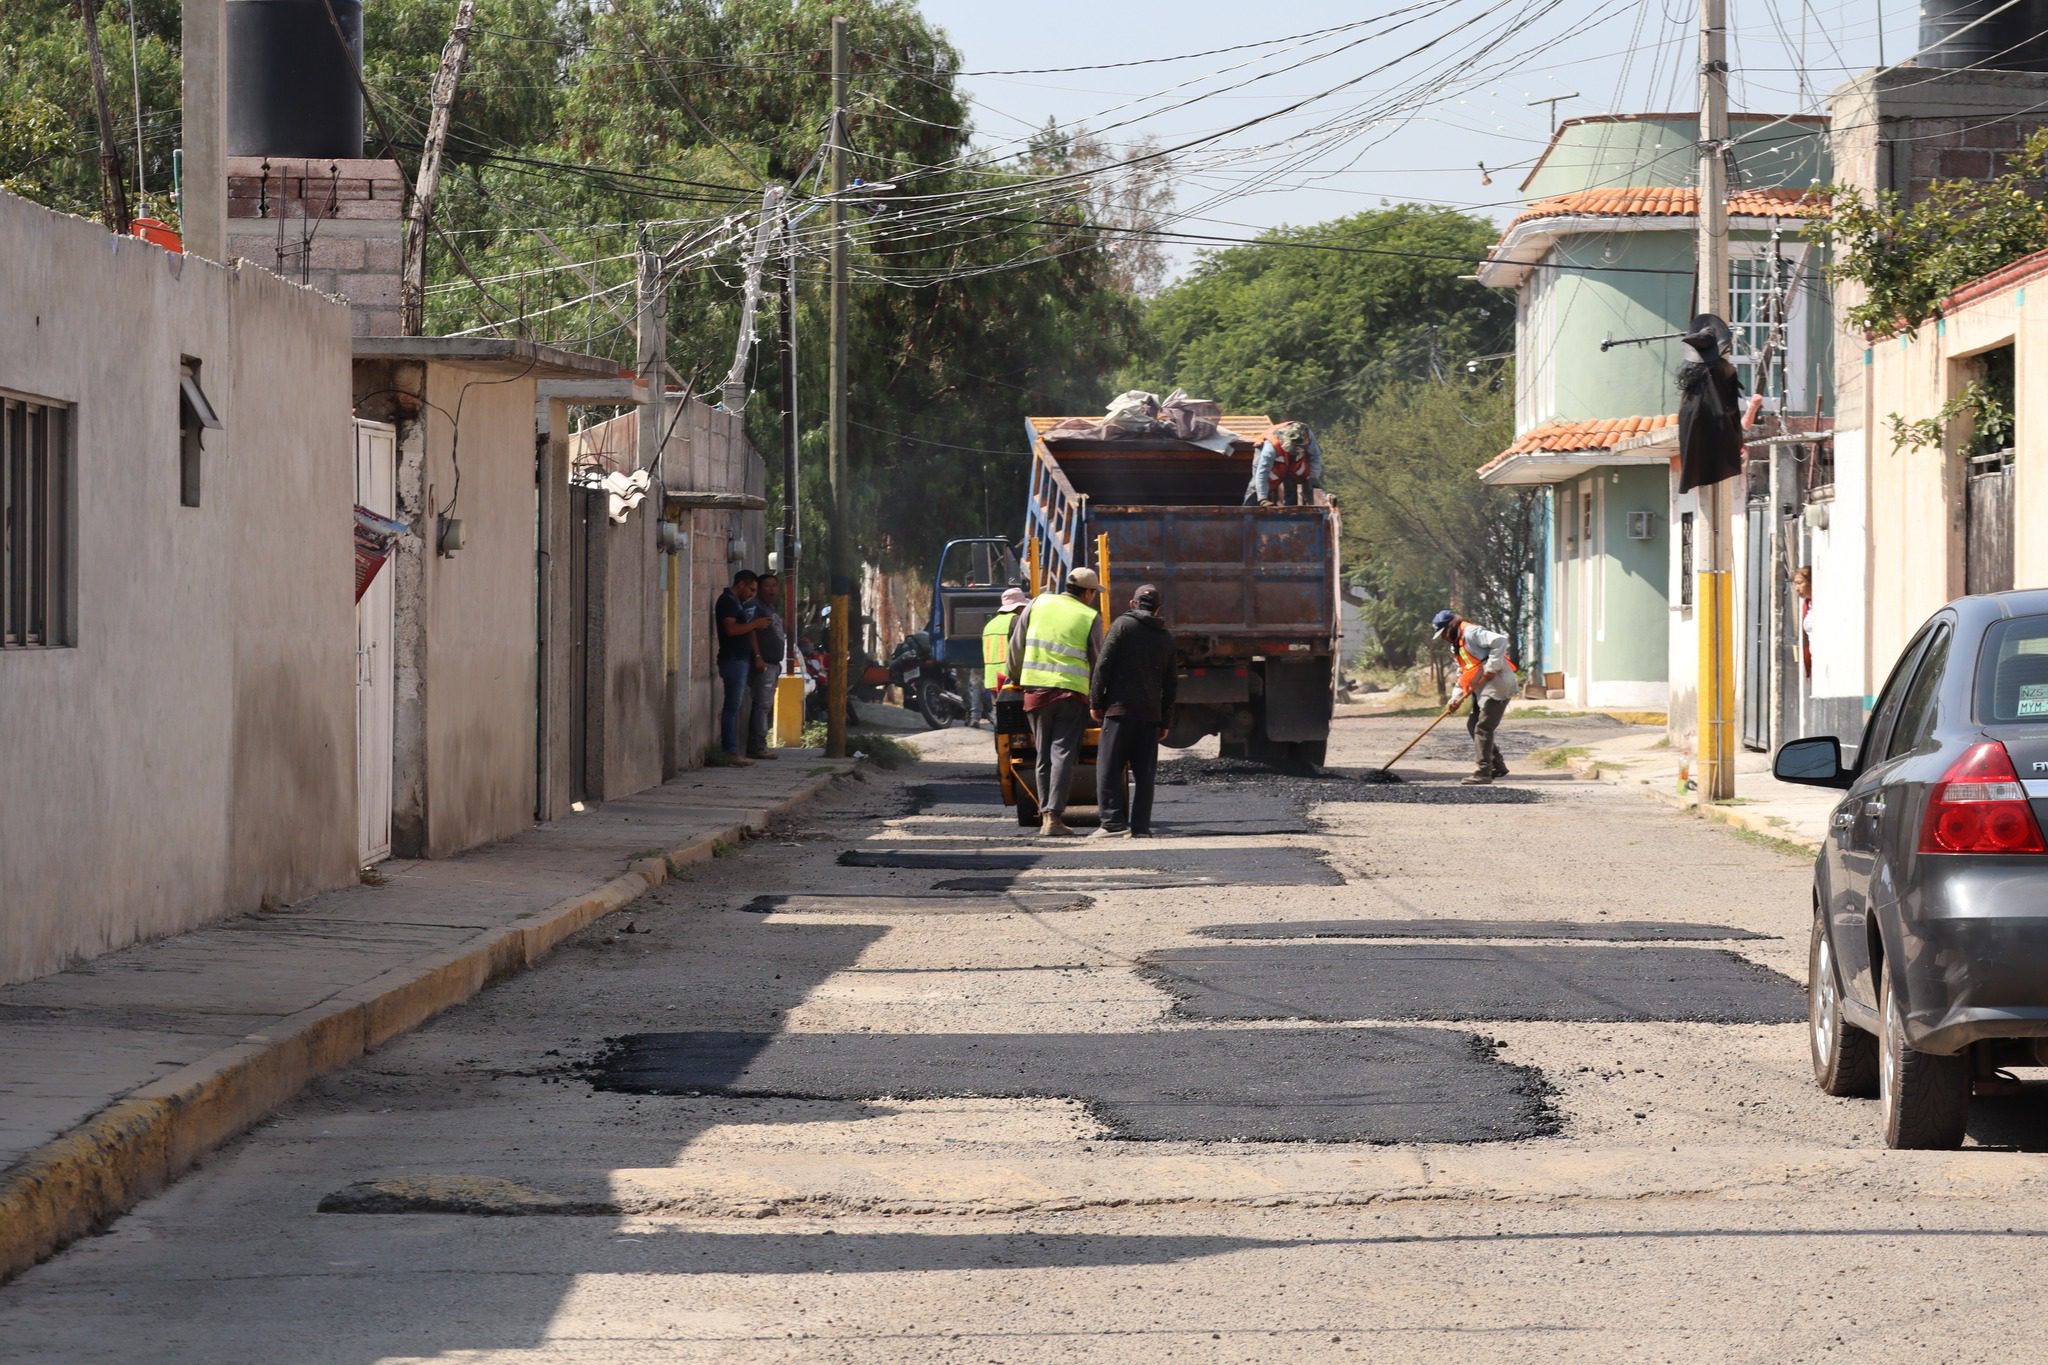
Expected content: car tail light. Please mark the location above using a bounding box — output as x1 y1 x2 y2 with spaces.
1919 740 2048 854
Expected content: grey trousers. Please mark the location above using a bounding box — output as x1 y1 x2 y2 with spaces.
1028 693 1091 817
748 668 776 752
1468 697 1509 776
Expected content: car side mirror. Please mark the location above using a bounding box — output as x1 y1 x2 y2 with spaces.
1774 735 1851 789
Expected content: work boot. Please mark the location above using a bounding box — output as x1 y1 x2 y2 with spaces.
1040 812 1075 838
1091 824 1132 839
1461 773 1494 786
1491 760 1510 778
747 748 779 760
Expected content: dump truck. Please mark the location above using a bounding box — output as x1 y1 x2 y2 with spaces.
993 414 1341 823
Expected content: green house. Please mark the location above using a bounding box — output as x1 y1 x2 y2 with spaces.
1475 114 1832 713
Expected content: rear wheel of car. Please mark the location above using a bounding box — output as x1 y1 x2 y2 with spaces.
1879 972 1971 1149
1808 911 1877 1096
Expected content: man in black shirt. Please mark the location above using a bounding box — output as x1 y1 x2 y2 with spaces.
715 570 769 763
1090 584 1177 838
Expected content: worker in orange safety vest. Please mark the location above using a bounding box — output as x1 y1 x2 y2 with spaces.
1432 608 1519 785
1242 421 1324 506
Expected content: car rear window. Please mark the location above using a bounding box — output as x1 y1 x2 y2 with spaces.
1977 614 2048 724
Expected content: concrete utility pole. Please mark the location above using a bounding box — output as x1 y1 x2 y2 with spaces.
779 231 802 674
80 0 132 234
826 15 851 760
180 0 225 258
402 0 476 336
636 236 667 489
1696 0 1736 801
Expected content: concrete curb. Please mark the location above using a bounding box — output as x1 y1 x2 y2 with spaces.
1564 755 1822 853
0 767 849 1283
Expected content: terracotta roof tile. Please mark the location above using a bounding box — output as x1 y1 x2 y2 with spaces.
1503 185 1823 232
1476 415 1677 477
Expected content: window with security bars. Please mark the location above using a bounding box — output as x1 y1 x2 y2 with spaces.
2 392 74 648
1729 253 1794 405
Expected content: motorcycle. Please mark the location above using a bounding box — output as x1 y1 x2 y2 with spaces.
887 631 981 730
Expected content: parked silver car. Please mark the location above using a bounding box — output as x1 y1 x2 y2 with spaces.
1775 591 2048 1148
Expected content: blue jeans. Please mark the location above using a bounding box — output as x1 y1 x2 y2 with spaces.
719 656 753 755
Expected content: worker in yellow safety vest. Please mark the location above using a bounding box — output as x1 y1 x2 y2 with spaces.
972 586 1031 728
1432 608 1519 786
1007 567 1105 837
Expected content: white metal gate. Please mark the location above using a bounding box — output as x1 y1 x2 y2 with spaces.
355 419 397 865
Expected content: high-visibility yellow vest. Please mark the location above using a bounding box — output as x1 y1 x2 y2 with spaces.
1017 592 1096 692
982 607 1019 671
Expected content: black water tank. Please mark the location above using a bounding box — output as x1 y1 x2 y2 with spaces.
1920 0 2048 72
226 0 365 158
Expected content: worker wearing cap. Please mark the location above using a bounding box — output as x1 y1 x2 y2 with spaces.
1243 421 1324 507
1433 608 1517 785
1091 583 1177 838
1008 567 1105 837
972 586 1031 728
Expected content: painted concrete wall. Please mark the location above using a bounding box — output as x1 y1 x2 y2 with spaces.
416 360 542 857
0 192 356 985
1523 114 1829 199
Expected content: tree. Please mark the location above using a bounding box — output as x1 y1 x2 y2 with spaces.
1323 376 1539 673
1812 128 2048 339
1135 205 1511 432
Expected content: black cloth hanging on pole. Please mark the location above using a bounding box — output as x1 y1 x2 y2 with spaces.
1676 357 1745 494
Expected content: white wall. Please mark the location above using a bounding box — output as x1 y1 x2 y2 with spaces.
0 192 357 985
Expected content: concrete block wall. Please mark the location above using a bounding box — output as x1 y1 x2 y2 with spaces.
225 156 406 336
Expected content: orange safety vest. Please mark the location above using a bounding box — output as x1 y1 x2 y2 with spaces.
1454 624 1518 695
1267 424 1312 481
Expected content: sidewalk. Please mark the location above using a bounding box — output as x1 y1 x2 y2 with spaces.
0 753 855 1281
1560 725 1834 851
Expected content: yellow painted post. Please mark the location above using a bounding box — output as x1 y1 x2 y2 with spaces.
774 672 806 748
1697 568 1735 800
1026 535 1042 596
1094 532 1112 632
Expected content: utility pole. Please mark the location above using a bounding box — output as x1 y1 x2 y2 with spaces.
774 227 805 745
80 0 132 234
1696 0 1735 801
402 0 476 336
636 235 666 488
826 15 851 760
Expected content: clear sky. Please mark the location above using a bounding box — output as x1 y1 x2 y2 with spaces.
913 0 1920 278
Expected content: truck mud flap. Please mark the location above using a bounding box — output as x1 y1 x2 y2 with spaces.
1260 658 1333 742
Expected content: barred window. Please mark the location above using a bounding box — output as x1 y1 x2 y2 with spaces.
2 392 74 648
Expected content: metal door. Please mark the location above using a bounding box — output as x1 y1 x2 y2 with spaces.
354 419 397 865
1741 499 1770 750
1966 456 2014 595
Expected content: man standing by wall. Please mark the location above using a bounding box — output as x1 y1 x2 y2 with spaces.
1008 567 1104 837
1433 608 1518 785
747 571 787 760
715 569 769 765
1091 584 1176 838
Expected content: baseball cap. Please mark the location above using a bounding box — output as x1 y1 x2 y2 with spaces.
1065 566 1100 591
1132 584 1163 610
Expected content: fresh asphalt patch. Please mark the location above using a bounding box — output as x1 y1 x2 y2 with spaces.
1195 919 1769 942
584 1028 1557 1143
907 778 1308 836
1143 944 1803 1024
739 891 1091 916
1154 757 1545 807
837 846 1342 886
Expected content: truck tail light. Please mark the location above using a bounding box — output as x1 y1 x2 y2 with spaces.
1919 740 2047 854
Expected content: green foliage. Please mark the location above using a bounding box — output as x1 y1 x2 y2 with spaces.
1135 206 1511 431
0 0 182 220
1323 376 1539 670
1812 129 2048 339
1885 343 2016 457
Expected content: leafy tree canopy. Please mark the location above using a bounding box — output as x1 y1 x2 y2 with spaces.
1135 205 1511 432
1813 128 2048 339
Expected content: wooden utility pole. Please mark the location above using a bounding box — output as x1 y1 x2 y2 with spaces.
826 15 851 759
1696 0 1735 800
80 0 132 233
402 0 476 336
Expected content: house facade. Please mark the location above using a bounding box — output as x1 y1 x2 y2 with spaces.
1476 114 1832 718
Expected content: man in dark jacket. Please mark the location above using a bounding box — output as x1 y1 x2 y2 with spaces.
1090 584 1177 838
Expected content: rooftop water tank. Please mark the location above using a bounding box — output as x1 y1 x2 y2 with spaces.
1919 0 2048 73
225 0 365 158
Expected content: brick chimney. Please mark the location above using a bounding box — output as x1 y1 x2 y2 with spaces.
226 156 405 336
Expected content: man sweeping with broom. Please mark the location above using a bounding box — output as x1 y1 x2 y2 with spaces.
1431 609 1517 786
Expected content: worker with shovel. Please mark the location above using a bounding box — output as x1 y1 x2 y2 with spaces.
1432 609 1517 785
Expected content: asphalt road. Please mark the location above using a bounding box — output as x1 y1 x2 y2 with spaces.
10 707 2048 1362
